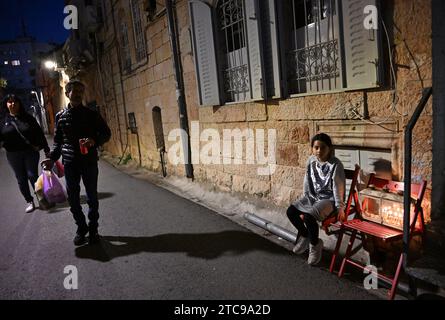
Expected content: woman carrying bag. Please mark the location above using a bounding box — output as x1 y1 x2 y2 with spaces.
0 94 50 213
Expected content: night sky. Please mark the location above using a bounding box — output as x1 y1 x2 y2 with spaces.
0 0 69 44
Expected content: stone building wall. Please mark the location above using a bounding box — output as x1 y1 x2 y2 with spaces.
97 0 433 221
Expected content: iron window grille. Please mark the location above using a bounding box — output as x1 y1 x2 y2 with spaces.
217 0 250 103
189 0 381 106
120 22 132 72
285 0 341 95
131 0 147 62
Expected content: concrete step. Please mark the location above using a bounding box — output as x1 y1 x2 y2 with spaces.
406 255 445 288
404 219 445 298
405 246 445 298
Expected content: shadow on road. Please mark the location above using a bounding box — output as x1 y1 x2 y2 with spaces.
74 230 287 262
44 192 114 213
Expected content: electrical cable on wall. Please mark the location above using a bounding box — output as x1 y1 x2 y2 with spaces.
381 17 407 117
349 106 399 133
118 127 131 165
393 23 426 90
346 15 430 133
392 22 432 116
345 97 400 133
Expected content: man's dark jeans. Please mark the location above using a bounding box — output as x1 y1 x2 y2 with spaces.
64 161 99 233
6 150 40 202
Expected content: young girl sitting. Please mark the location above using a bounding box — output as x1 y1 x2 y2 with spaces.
287 133 346 265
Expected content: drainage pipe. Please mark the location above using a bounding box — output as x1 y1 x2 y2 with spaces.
244 213 297 243
110 2 130 157
165 0 194 179
245 213 413 297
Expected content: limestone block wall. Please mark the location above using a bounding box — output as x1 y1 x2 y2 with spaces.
180 0 433 220
98 0 433 221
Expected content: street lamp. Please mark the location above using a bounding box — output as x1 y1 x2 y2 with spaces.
44 60 57 70
42 60 71 110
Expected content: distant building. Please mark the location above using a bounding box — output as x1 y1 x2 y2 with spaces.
0 35 56 108
33 0 102 134
35 45 69 134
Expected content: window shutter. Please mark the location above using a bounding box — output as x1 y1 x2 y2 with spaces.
189 0 221 106
335 148 360 200
244 0 265 100
260 0 281 99
336 148 360 171
359 149 391 175
342 0 381 90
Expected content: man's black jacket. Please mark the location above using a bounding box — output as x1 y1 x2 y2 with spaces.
50 105 111 164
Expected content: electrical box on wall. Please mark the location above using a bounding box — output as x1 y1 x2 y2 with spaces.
128 112 138 134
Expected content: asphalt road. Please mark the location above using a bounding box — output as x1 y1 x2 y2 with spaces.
0 148 378 300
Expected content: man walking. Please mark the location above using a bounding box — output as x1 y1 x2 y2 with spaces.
43 80 111 245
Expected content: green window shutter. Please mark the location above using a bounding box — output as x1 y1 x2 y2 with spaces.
244 0 265 100
342 0 382 90
189 0 221 106
260 0 282 99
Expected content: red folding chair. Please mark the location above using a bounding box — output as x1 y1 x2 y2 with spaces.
330 174 427 300
324 164 361 272
298 165 361 241
322 164 361 235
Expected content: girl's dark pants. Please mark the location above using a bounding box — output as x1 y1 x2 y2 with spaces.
286 205 319 246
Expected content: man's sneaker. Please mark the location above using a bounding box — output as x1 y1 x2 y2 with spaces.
25 200 35 213
73 226 88 246
73 233 87 246
88 232 100 245
308 239 324 266
292 235 310 254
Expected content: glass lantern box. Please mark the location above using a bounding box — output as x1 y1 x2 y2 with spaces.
359 187 416 230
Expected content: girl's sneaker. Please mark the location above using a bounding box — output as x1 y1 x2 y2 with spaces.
293 235 310 254
308 239 324 265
